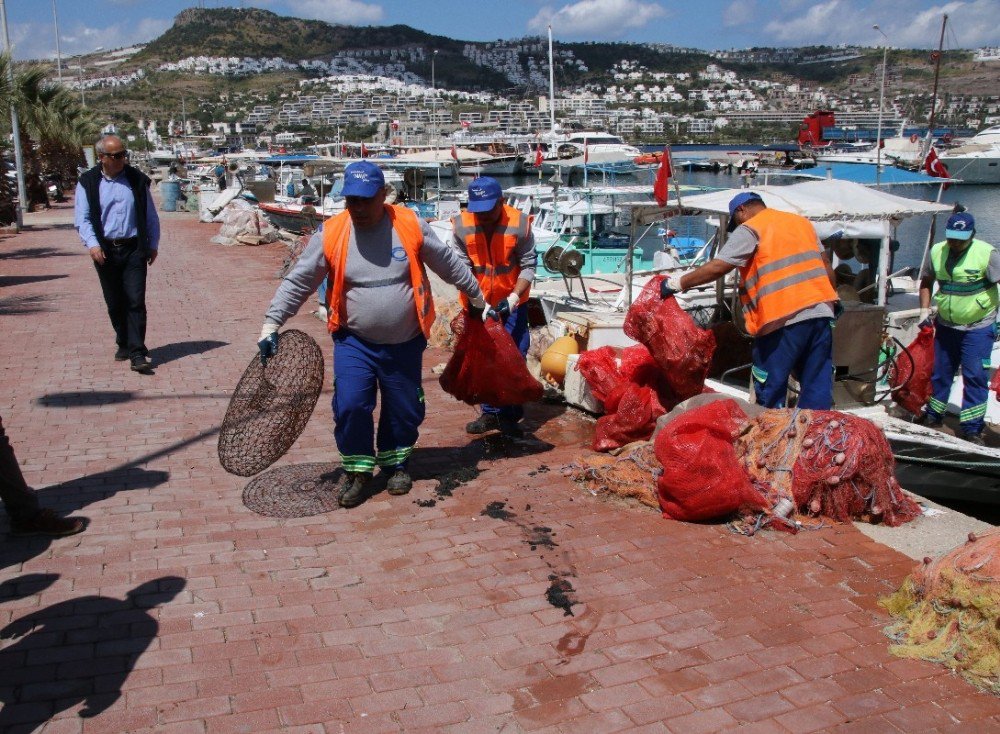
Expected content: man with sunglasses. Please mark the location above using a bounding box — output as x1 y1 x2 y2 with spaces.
75 134 160 374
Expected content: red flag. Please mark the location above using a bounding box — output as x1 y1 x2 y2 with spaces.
924 146 950 188
653 147 672 207
534 143 543 168
583 140 589 164
361 142 368 157
450 144 458 161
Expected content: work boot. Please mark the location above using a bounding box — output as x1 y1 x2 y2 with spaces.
466 414 500 435
10 509 85 537
130 356 154 374
386 469 413 496
338 472 371 508
960 431 986 447
915 412 943 428
499 420 524 438
114 346 129 361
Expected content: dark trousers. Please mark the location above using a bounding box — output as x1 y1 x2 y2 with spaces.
0 415 39 522
751 317 834 409
94 244 148 358
482 306 530 423
926 322 994 434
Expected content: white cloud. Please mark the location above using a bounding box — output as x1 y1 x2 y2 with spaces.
723 0 757 28
288 0 384 24
763 0 845 43
888 1 1000 47
528 0 667 39
10 16 170 61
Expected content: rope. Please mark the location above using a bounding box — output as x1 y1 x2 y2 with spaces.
892 453 1000 470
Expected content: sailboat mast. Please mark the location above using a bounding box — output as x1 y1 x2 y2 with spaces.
927 14 947 133
547 25 556 135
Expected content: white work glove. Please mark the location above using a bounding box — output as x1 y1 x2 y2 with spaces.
666 273 685 293
258 322 280 366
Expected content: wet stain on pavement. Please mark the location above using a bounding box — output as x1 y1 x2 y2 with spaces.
433 466 480 499
546 574 578 616
481 501 514 520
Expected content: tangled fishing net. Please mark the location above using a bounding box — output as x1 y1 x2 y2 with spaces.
570 442 660 508
890 325 935 416
623 275 715 401
732 408 922 532
881 528 1000 695
439 313 543 407
218 329 325 477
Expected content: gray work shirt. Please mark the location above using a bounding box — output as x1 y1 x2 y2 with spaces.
265 213 484 345
919 241 1000 331
718 223 834 335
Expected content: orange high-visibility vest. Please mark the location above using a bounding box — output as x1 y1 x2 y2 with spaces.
737 208 836 336
451 205 531 307
322 205 435 338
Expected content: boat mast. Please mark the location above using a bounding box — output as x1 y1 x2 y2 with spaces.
547 25 556 135
924 13 947 155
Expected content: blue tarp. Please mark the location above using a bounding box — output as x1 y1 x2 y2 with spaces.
258 154 322 165
775 163 951 186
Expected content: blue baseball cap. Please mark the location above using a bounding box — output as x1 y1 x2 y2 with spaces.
467 177 502 213
341 160 385 198
945 212 975 240
726 191 763 231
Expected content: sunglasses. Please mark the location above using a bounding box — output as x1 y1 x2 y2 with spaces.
102 151 128 160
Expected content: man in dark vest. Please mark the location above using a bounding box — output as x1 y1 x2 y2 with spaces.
75 134 161 374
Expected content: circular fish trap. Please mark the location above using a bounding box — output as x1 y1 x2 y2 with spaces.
218 329 325 477
242 462 344 518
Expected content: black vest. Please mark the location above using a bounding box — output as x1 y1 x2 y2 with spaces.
79 165 153 256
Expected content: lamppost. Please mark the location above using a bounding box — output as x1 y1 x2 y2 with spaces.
430 49 438 146
51 0 62 83
0 0 27 231
873 24 889 184
75 45 103 106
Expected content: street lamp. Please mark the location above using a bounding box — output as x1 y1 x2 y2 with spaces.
76 45 103 106
0 0 27 231
51 0 62 83
430 49 438 146
873 24 889 183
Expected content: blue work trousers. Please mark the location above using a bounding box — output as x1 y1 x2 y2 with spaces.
751 317 834 409
332 331 426 475
481 305 530 423
925 322 993 434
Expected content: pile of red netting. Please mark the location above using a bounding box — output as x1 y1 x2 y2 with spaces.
439 313 543 406
623 275 715 400
655 399 768 521
990 367 1000 402
735 409 922 529
890 325 935 416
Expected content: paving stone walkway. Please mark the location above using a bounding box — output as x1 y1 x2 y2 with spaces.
1 200 998 733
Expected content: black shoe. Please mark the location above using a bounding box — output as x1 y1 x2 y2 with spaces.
114 347 129 361
960 431 986 446
386 469 413 496
130 356 154 374
499 420 524 438
915 412 943 427
338 472 371 508
10 509 85 537
466 414 501 435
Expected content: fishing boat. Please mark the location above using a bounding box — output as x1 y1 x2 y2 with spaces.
939 126 1000 184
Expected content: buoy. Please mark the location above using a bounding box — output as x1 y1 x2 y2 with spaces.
541 336 580 386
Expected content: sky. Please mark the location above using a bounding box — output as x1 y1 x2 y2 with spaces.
6 0 1000 62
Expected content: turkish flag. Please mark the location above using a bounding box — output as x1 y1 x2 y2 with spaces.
450 144 458 161
653 147 672 207
534 143 543 168
583 141 589 164
361 142 368 157
924 146 950 188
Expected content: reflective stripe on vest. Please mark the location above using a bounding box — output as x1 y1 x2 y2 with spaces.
737 208 837 336
452 205 530 307
931 239 999 325
322 205 435 338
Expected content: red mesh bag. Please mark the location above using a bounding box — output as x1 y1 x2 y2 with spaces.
655 399 768 521
990 368 1000 401
576 346 624 405
890 326 935 416
791 412 921 527
624 276 715 400
592 383 664 452
439 313 544 406
620 344 680 411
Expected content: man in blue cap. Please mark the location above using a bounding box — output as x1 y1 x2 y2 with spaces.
918 210 999 445
661 191 839 409
451 177 537 437
257 161 486 507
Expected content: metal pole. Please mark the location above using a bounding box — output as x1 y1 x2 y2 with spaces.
1 0 28 231
51 0 62 83
873 25 889 185
927 14 947 134
547 25 555 135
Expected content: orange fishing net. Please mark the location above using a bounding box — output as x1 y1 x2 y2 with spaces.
881 528 1000 695
570 442 660 508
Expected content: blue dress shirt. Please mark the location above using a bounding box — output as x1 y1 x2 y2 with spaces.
74 171 161 251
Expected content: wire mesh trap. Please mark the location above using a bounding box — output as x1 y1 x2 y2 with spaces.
218 329 325 477
242 462 344 518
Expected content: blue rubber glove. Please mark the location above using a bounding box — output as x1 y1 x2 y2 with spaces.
493 300 511 322
660 274 684 299
258 325 279 366
917 308 934 330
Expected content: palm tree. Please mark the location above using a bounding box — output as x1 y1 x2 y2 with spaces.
0 52 96 222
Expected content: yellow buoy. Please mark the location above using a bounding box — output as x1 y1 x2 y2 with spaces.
540 335 580 386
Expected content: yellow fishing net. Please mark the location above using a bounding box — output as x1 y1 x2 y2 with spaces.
881 527 1000 695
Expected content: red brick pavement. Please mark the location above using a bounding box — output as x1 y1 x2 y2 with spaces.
1 200 998 733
